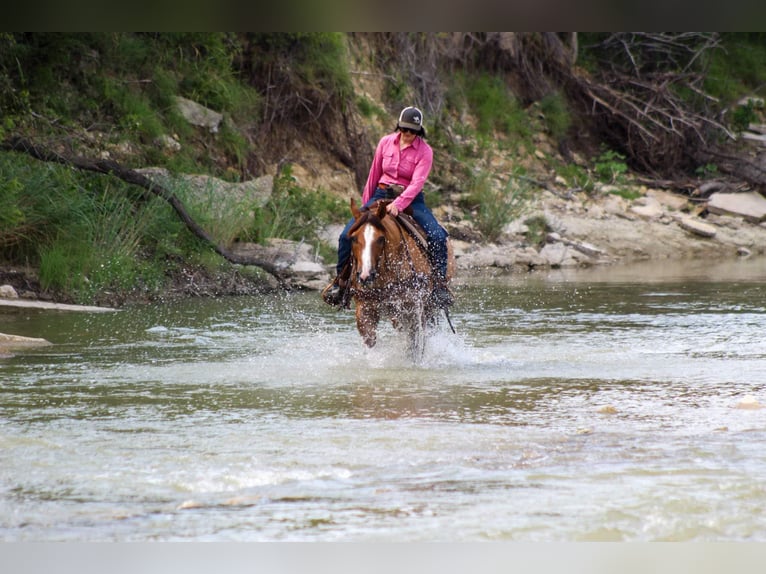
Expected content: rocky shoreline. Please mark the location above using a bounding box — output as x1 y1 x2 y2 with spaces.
3 183 766 309
3 183 766 354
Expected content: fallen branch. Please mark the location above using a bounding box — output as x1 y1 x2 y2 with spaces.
2 136 287 285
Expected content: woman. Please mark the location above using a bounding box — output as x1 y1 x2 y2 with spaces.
322 106 452 309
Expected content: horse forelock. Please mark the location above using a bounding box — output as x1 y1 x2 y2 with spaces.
348 209 385 237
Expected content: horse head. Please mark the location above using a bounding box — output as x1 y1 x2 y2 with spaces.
348 198 389 286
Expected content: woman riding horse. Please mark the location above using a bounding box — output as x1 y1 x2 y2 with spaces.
322 106 452 310
343 197 454 357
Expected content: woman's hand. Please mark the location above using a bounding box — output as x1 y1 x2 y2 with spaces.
386 202 400 217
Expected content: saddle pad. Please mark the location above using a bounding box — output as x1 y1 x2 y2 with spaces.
396 213 429 253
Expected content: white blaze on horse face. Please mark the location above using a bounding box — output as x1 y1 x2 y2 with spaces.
359 224 376 281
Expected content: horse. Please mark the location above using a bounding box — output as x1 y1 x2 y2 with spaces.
345 198 455 360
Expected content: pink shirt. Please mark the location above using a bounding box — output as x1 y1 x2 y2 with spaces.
361 132 433 211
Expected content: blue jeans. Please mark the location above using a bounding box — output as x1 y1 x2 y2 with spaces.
336 190 449 279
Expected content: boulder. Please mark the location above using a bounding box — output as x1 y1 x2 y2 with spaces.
676 216 717 238
647 189 689 212
229 238 331 290
630 196 663 220
0 285 19 299
707 192 766 223
0 332 52 352
175 96 223 133
539 242 581 267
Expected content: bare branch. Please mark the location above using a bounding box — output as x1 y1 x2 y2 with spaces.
2 136 288 285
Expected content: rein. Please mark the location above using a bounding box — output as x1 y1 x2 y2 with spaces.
350 210 426 301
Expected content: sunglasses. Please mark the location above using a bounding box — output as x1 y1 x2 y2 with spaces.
399 127 419 135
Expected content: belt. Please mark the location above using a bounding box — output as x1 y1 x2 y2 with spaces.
377 183 405 198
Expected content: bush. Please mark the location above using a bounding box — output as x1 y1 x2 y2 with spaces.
540 91 571 141
463 168 532 242
593 149 628 184
251 164 346 244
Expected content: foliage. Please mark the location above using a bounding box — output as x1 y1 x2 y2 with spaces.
695 163 719 178
539 91 571 141
0 33 259 176
556 162 595 194
730 100 759 134
462 167 532 242
251 164 346 245
0 151 193 303
462 72 529 140
704 33 766 103
523 214 550 247
593 148 629 184
4 33 766 304
244 33 352 125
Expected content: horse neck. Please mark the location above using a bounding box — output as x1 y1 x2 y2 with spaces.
380 217 424 280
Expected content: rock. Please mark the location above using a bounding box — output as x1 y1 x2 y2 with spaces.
630 197 663 220
676 216 717 238
601 194 629 217
741 132 766 144
0 332 52 351
737 247 752 257
153 134 181 152
539 242 580 267
228 238 331 290
514 247 548 268
736 395 762 410
647 189 689 212
0 285 19 299
0 299 116 312
317 224 345 247
737 96 764 108
546 233 607 260
707 191 766 223
175 96 223 133
456 244 516 270
136 169 273 208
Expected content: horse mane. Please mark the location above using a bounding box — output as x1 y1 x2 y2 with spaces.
347 202 387 237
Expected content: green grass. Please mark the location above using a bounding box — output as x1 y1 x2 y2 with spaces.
462 168 533 242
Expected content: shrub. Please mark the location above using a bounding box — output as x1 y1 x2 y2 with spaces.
594 149 628 184
464 168 532 242
251 164 346 244
523 214 550 247
540 91 571 141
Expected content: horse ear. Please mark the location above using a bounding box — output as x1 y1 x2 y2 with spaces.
350 198 361 218
375 200 388 219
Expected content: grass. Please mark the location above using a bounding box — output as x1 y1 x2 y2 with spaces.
462 167 533 242
0 150 349 303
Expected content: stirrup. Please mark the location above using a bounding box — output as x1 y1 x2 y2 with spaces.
322 279 350 309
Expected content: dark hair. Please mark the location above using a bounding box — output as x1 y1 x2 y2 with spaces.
395 125 426 138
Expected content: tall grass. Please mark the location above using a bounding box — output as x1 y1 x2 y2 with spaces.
463 167 533 242
0 152 180 302
251 164 346 244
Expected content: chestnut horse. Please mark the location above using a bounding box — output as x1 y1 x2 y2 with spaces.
346 198 455 360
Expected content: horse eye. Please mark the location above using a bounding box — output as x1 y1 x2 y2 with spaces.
350 236 358 243
376 236 385 244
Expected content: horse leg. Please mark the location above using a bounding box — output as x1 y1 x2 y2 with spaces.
356 302 380 347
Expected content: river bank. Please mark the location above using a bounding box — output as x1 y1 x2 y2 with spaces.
2 180 766 312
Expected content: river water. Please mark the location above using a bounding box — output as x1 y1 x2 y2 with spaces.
2 258 766 542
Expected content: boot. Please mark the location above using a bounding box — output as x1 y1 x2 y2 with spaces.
321 276 347 308
322 262 352 308
431 277 454 309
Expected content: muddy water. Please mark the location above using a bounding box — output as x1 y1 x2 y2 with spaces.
2 258 766 541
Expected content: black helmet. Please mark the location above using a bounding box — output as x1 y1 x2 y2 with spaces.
397 106 426 137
